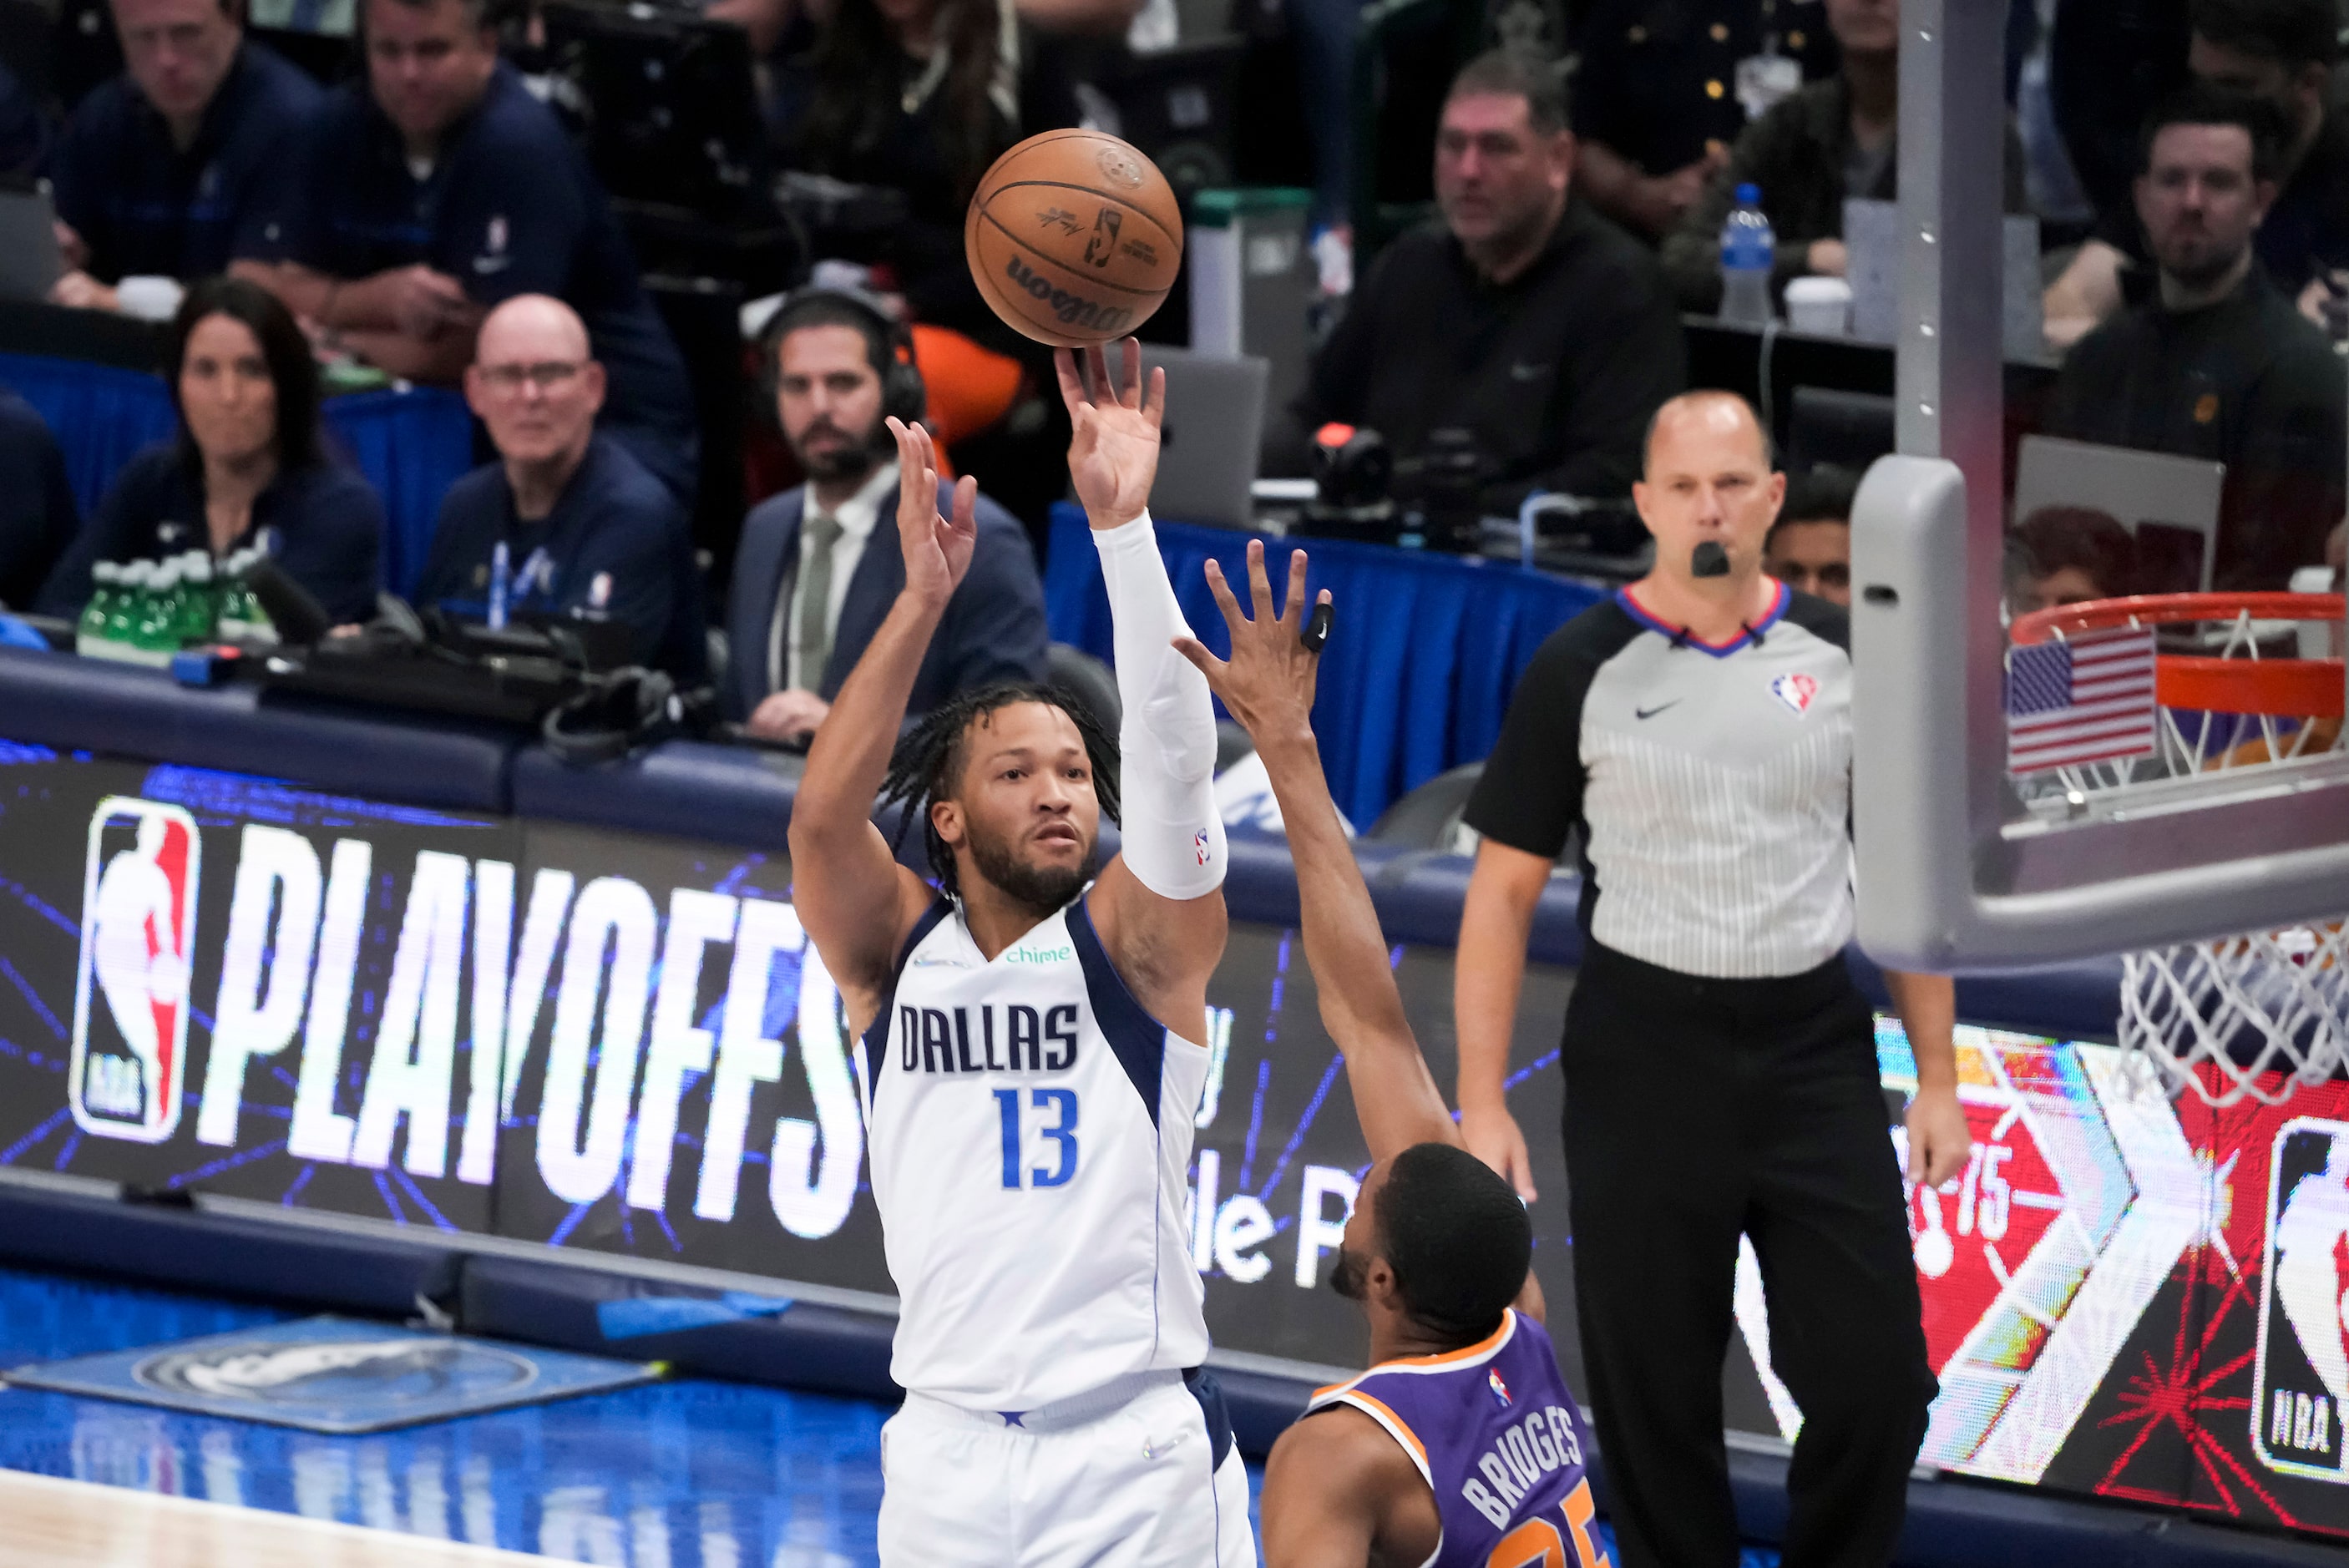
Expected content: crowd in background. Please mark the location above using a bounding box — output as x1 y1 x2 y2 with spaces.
0 0 2346 743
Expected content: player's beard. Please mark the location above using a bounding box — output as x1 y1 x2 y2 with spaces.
966 825 1097 917
1329 1246 1370 1302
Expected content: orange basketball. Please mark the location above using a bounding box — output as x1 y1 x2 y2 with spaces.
965 130 1183 347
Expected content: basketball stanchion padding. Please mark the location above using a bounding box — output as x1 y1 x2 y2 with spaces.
964 129 1182 347
2009 590 2346 1106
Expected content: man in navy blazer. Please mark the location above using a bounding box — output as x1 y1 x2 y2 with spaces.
723 291 1047 741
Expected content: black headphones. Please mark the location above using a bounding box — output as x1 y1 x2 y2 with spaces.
757 286 927 429
541 669 681 766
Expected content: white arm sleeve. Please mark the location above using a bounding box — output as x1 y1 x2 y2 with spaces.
1091 511 1227 898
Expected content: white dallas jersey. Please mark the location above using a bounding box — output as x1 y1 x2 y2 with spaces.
854 891 1212 1413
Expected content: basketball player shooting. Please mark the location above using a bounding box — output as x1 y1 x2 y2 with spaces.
1174 543 1605 1568
787 338 1252 1566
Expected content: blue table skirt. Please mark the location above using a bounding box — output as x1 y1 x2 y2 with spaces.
0 352 473 600
1043 503 1607 826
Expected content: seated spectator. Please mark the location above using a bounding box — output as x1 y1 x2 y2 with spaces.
38 276 382 622
2044 86 2344 590
44 0 319 312
768 0 1080 354
240 0 697 503
2047 0 2347 344
724 289 1046 741
415 296 706 679
1763 468 1855 605
1662 0 2025 311
1265 50 1683 508
2007 505 2138 616
0 387 78 609
1572 0 1839 241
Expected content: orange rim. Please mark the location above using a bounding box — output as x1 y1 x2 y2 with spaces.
2010 592 2346 720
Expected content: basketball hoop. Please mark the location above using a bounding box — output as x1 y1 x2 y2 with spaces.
2008 591 2347 1106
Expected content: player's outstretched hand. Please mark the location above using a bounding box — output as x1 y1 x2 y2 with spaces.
1173 540 1328 751
1055 337 1164 530
886 416 978 610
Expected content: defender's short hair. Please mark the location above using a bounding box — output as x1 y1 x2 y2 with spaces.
1376 1142 1533 1348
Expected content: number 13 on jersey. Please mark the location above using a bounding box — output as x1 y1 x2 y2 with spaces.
995 1088 1079 1188
1487 1478 1612 1568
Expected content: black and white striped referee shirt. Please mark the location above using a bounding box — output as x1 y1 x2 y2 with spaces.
1462 584 1855 979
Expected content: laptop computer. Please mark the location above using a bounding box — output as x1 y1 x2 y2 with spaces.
2012 434 2227 593
1142 346 1268 528
0 186 65 303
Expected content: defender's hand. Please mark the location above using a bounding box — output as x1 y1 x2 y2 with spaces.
1056 337 1164 529
1172 541 1326 751
887 417 978 611
1905 1084 1972 1189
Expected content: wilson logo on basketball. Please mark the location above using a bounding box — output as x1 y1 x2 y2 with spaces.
1002 256 1133 333
71 797 200 1143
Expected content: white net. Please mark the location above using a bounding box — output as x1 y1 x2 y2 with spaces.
2119 922 2349 1107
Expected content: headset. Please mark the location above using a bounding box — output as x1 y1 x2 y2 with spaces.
757 285 927 429
541 668 685 766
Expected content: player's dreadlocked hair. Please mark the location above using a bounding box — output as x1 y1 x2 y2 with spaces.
877 681 1121 902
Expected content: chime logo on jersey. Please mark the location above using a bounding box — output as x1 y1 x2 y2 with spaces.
1771 672 1819 716
2251 1117 2349 1482
70 797 201 1143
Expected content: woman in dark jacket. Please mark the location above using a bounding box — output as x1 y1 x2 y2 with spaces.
40 276 384 624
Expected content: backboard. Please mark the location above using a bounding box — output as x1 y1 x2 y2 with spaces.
1846 0 2349 970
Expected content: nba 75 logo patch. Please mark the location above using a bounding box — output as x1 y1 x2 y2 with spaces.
2252 1118 2349 1481
70 797 200 1143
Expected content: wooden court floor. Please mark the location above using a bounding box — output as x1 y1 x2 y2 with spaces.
0 1469 558 1568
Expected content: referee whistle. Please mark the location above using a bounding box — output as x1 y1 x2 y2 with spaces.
1301 599 1333 654
1691 540 1731 579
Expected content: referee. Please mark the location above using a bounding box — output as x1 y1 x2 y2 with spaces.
1453 391 1969 1568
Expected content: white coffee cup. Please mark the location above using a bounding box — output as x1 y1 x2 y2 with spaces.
1784 276 1853 336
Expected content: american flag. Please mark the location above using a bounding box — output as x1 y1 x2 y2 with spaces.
2004 628 2159 772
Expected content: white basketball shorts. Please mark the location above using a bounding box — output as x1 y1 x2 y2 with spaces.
877 1368 1257 1567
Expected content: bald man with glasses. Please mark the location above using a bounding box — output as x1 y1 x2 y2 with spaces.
413 295 706 678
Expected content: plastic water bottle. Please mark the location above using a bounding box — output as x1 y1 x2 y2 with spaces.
105 562 149 654
180 554 217 644
141 559 185 660
78 563 121 655
1719 183 1776 326
218 549 276 645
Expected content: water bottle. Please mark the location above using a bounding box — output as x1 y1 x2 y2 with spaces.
219 549 276 645
180 554 218 644
1719 182 1776 326
78 563 120 655
141 559 184 660
105 562 149 655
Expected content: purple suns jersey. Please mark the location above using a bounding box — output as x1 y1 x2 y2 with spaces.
1306 1310 1610 1568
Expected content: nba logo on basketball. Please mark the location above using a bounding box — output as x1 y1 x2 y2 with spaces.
69 797 200 1143
2251 1118 2349 1482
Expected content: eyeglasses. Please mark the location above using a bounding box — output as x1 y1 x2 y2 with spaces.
477 361 586 393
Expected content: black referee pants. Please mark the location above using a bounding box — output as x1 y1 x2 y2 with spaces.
1561 940 1935 1568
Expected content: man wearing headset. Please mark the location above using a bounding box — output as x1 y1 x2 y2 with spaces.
722 290 1050 745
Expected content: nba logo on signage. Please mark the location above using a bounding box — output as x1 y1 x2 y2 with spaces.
2253 1118 2349 1481
69 797 200 1143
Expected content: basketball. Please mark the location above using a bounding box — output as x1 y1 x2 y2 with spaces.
965 130 1183 348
